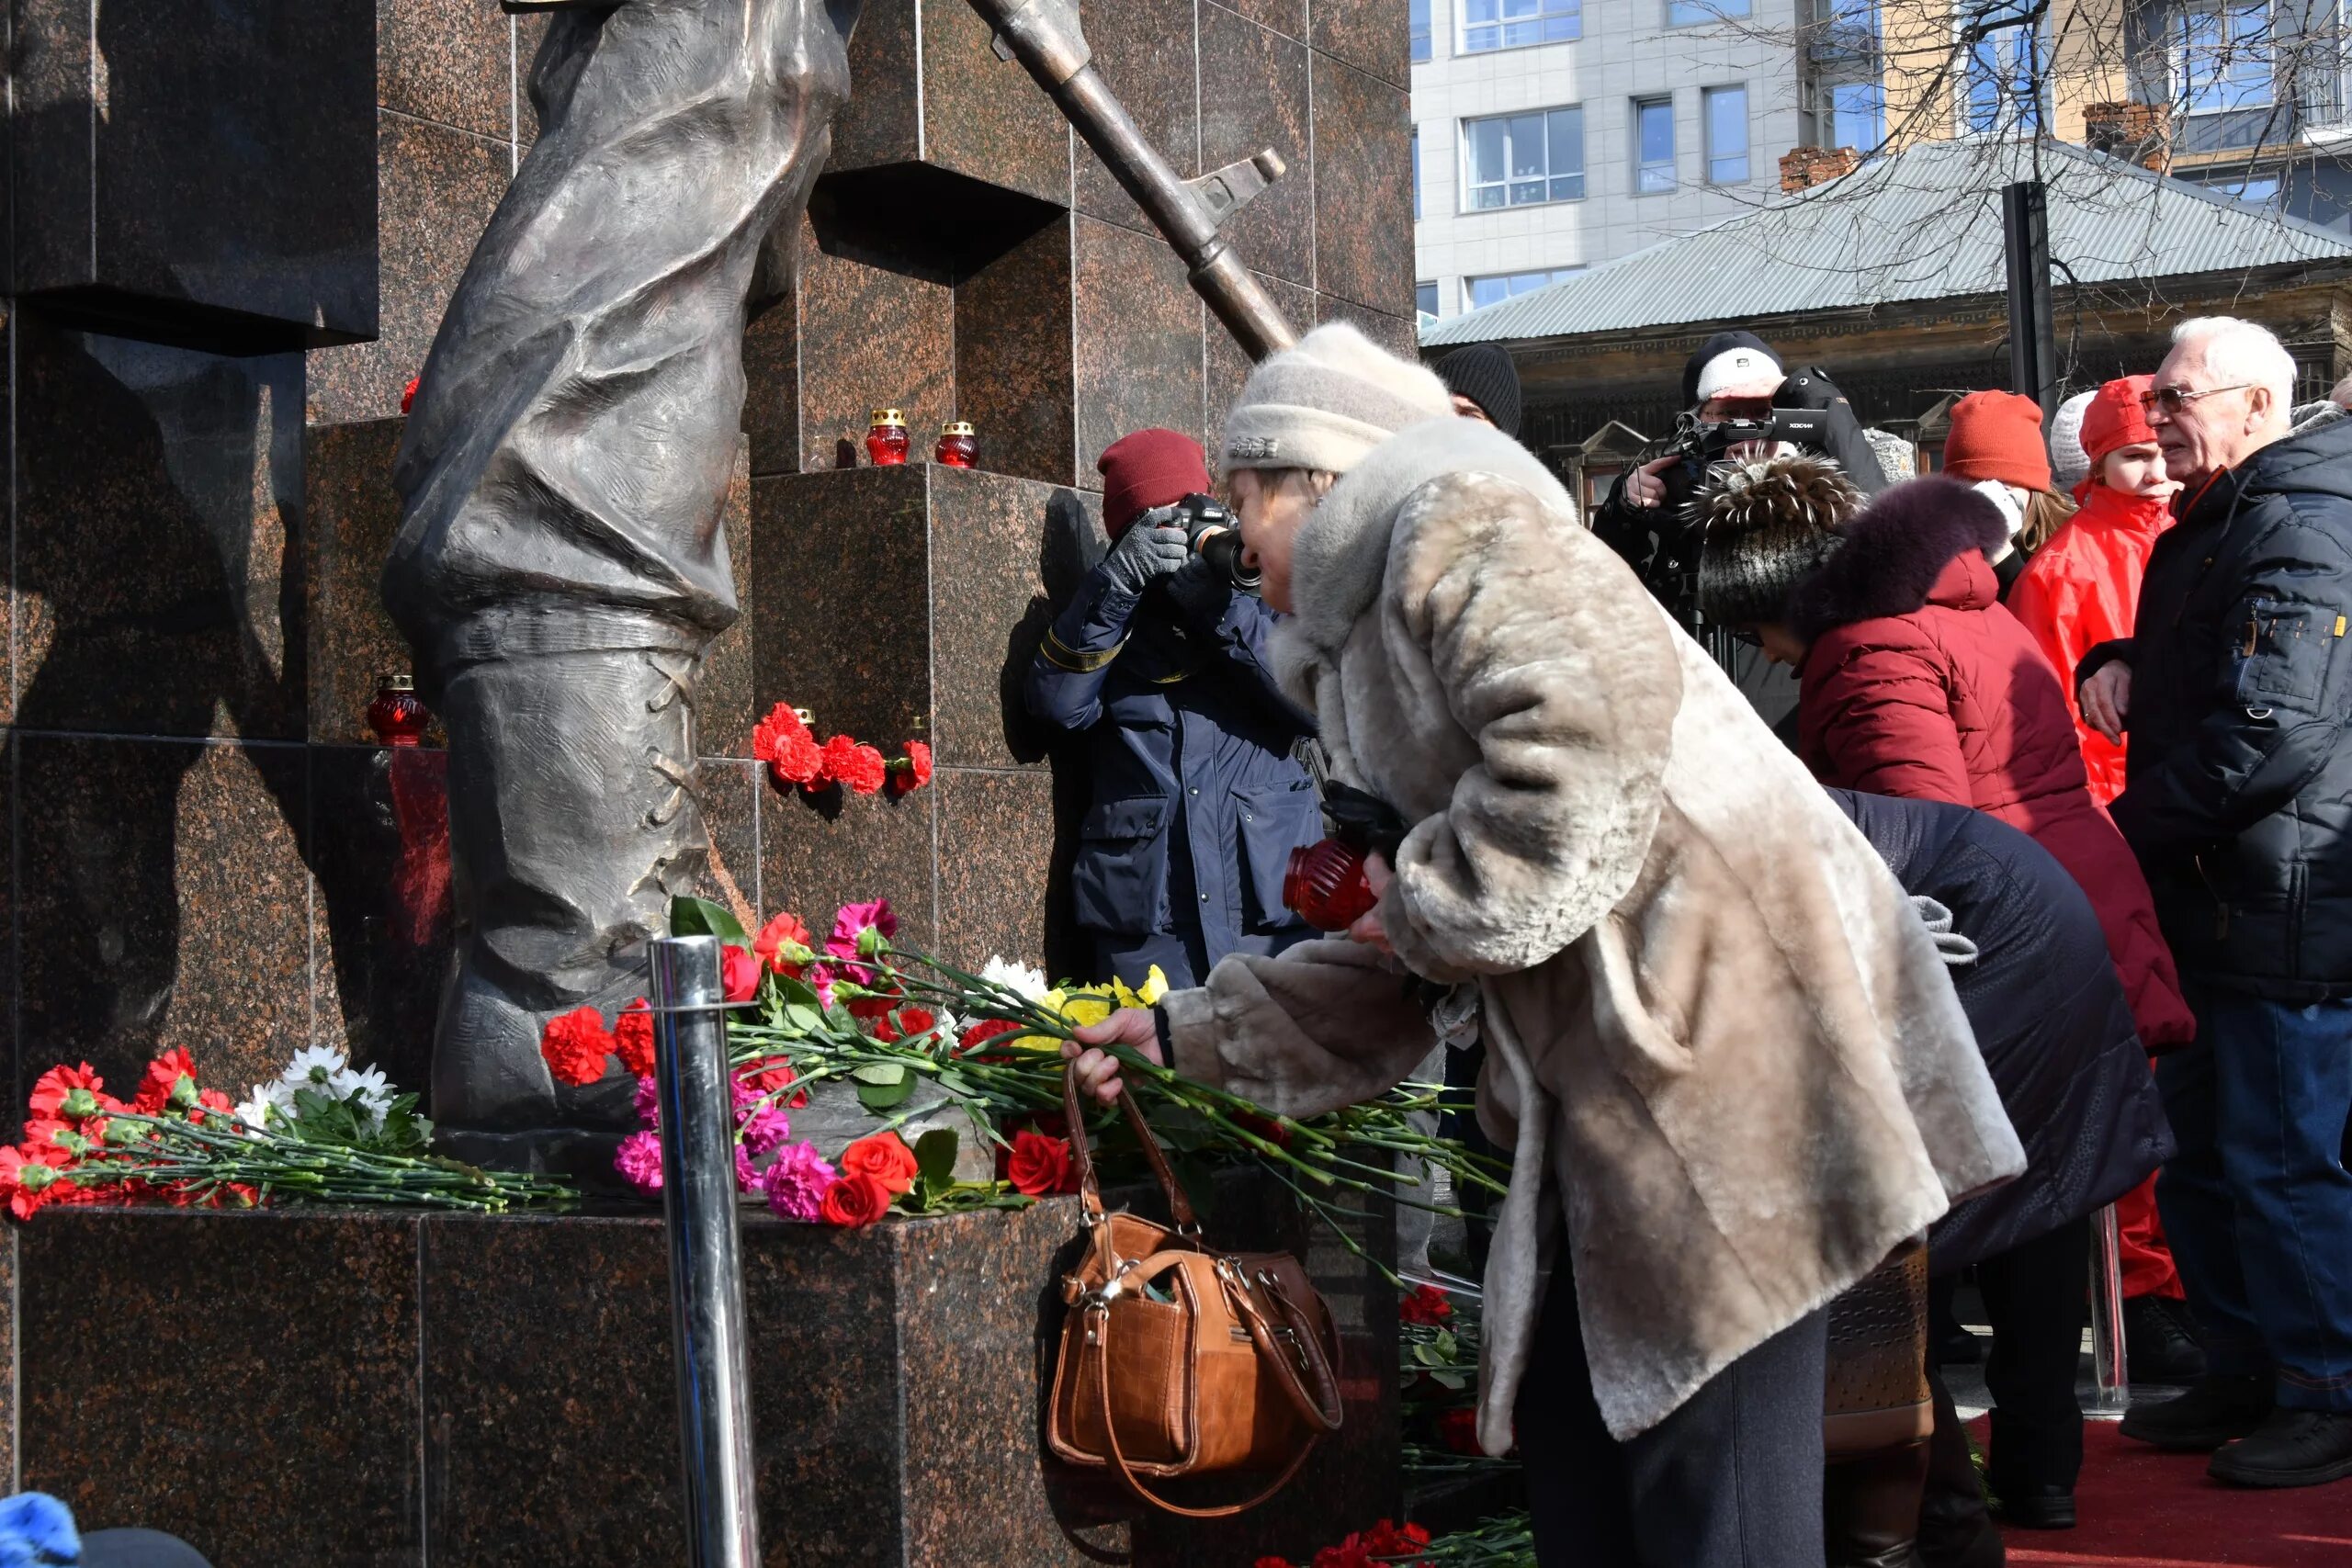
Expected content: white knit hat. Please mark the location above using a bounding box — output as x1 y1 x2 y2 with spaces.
2047 389 2096 493
1221 322 1455 476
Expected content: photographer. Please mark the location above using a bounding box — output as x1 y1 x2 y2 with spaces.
1025 429 1321 990
1591 332 1891 620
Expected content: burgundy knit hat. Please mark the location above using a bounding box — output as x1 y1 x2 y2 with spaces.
1940 390 2052 491
1097 429 1212 540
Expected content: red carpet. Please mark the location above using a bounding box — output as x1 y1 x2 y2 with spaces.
1987 1421 2352 1566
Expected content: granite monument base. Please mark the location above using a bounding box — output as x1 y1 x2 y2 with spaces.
19 1184 1396 1566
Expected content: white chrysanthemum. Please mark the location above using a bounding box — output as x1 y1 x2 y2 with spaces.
979 956 1049 1001
234 1086 283 1132
333 1065 396 1129
277 1043 350 1091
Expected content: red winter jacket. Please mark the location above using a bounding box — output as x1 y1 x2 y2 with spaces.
1790 478 2197 1048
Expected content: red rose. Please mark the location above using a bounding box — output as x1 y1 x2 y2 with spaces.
720 944 761 1003
819 1170 893 1226
1399 1283 1453 1325
1006 1130 1075 1197
1435 1407 1481 1455
891 740 933 795
540 1007 617 1087
614 998 656 1078
752 703 822 788
839 1131 921 1196
752 911 815 976
132 1048 199 1114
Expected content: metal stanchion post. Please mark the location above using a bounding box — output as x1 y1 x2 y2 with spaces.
650 935 763 1566
2087 1201 2130 1419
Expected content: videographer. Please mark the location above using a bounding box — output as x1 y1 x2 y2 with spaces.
1591 332 1892 621
1025 429 1322 990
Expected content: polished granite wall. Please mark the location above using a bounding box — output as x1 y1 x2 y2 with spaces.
0 0 1412 1529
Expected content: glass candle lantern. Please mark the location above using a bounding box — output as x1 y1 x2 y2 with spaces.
934 421 977 468
865 408 910 466
368 673 430 747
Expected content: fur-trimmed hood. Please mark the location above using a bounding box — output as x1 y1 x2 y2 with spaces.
1790 476 2009 645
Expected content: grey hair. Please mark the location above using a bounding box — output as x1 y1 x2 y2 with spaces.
2170 316 2299 406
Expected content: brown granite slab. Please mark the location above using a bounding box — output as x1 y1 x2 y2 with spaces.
702 439 759 759
1317 293 1420 358
918 0 1073 206
379 0 517 141
1213 0 1309 42
792 231 956 476
1312 0 1414 89
306 112 514 426
1207 273 1321 457
1199 4 1316 290
926 467 1072 772
762 780 940 953
742 218 808 480
1074 0 1201 231
828 0 924 172
933 766 1057 970
1074 218 1208 484
954 214 1079 488
1307 52 1415 316
304 417 425 746
21 1211 424 1568
17 737 312 1109
695 757 766 931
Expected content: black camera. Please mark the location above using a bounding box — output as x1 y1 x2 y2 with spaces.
1147 492 1260 592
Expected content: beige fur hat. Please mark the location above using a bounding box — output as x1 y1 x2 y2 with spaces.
1220 321 1454 477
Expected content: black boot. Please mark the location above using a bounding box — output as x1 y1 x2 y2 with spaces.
1824 1440 1930 1568
2208 1409 2352 1488
1989 1483 2075 1529
2119 1372 2272 1451
2123 1295 2207 1386
1919 1371 2003 1568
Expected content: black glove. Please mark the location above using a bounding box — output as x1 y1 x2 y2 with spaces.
1100 523 1190 597
1164 555 1233 628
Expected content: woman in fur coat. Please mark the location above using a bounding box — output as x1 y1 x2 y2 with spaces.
1065 323 2024 1567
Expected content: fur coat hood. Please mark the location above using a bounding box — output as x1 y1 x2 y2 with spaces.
1790 476 2009 645
1163 414 2024 1443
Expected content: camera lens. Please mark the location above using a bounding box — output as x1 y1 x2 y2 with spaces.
1198 529 1261 592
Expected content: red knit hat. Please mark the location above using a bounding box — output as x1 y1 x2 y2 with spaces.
1097 428 1212 540
1940 389 2052 491
2079 375 2159 467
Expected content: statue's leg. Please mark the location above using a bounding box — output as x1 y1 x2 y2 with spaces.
385 0 854 1159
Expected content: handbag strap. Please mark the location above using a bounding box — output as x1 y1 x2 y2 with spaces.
1084 1297 1323 1518
1063 1064 1199 1235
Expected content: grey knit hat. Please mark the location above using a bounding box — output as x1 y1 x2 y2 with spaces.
2047 389 2096 493
1221 321 1455 476
1693 452 1864 626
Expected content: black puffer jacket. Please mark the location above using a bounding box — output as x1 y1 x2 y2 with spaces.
1828 789 2173 1272
2082 415 2352 999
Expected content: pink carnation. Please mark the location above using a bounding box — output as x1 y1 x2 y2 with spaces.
635 1074 661 1129
826 898 898 981
761 1141 839 1222
615 1130 664 1192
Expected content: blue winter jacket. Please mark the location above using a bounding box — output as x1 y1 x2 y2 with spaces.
1025 563 1321 987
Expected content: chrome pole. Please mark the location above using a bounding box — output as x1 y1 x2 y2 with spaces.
2087 1201 2130 1418
650 935 762 1567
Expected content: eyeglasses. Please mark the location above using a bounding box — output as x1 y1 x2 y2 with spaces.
2140 383 2254 415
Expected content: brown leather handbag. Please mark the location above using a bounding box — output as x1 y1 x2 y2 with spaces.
1044 1068 1345 1517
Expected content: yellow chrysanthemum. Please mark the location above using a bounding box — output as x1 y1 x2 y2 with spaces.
1111 966 1170 1009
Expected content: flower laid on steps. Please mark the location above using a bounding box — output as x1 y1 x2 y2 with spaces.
750 702 929 799
1255 1517 1433 1568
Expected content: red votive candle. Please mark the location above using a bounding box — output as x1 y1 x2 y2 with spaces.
1283 839 1377 931
935 421 977 468
866 408 910 466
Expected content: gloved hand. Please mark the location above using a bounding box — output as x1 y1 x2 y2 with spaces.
1100 523 1190 597
1165 554 1233 627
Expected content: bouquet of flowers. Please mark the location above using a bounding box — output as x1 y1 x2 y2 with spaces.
538 894 1508 1261
3 1045 567 1217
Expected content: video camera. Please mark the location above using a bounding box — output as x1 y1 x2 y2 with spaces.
1137 492 1260 592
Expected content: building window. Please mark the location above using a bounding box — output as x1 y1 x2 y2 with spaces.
1416 281 1441 321
1411 128 1421 220
1463 107 1586 209
1704 85 1750 182
2173 0 2272 114
2199 169 2282 203
1668 0 1754 24
1411 0 1433 62
1464 267 1583 310
1634 96 1677 193
1823 81 1885 147
1962 5 2048 133
1462 0 1581 54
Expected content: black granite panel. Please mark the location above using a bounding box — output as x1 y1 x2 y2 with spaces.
953 213 1077 488
304 418 424 746
1307 53 1414 315
763 781 940 955
702 439 758 759
1207 274 1319 457
10 0 375 346
926 468 1074 772
17 737 312 1111
1074 218 1207 485
15 314 306 742
21 1211 423 1568
1312 0 1413 89
1317 293 1420 357
793 224 956 475
933 767 1056 970
306 112 513 426
308 744 451 1100
380 0 517 141
1199 5 1316 290
918 0 1072 206
1075 0 1200 231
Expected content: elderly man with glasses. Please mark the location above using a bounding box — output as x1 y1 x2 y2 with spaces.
2077 316 2352 1490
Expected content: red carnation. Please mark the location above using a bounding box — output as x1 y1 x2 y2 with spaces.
614 998 656 1078
956 1019 1020 1055
890 740 933 795
720 944 761 1003
193 1089 234 1127
401 377 421 413
819 1170 893 1227
28 1064 104 1124
739 1055 808 1110
752 703 823 788
873 1006 935 1045
818 735 888 795
752 911 816 976
1399 1283 1453 1325
0 1142 69 1220
540 1006 616 1087
1006 1130 1075 1197
839 1131 921 1196
1361 1519 1431 1555
132 1048 199 1114
1435 1407 1481 1455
